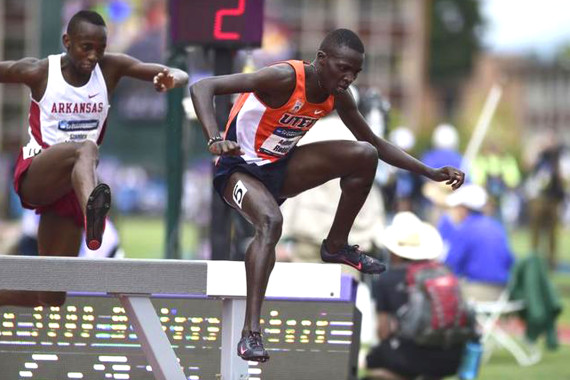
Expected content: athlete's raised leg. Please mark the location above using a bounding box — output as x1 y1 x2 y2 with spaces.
223 171 281 362
0 212 81 307
282 140 377 247
281 140 385 274
19 140 110 249
19 141 99 211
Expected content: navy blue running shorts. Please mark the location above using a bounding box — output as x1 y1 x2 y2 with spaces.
213 153 294 206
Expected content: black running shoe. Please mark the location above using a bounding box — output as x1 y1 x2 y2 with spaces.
85 183 111 251
320 240 386 274
237 332 269 362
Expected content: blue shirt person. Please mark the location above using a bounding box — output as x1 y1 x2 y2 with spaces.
440 184 515 301
445 213 514 284
421 123 463 171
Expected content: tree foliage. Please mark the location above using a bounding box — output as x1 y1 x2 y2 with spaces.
428 0 484 88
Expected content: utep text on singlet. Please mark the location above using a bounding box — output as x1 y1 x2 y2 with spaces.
223 60 335 165
21 53 110 160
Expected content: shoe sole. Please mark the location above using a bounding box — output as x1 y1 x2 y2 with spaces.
324 257 386 274
362 264 387 275
237 352 270 363
321 246 386 275
85 183 111 250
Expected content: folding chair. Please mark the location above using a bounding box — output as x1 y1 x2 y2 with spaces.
471 287 542 366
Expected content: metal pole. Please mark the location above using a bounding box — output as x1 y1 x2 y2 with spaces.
210 48 234 260
461 84 503 173
119 295 187 380
165 47 187 260
220 298 248 379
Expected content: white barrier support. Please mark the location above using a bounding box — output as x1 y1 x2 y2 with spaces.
0 256 342 380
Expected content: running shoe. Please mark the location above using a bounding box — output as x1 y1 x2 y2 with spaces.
320 239 386 274
85 183 111 250
237 331 269 362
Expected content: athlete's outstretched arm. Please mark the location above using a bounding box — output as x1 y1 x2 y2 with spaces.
102 53 188 92
335 91 465 189
0 58 44 86
190 66 292 156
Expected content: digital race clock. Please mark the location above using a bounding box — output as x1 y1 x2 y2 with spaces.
169 0 264 48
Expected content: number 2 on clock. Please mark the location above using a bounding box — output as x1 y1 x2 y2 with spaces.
214 0 246 40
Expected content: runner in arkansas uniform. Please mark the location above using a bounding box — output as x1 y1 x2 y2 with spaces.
14 53 110 227
0 10 188 308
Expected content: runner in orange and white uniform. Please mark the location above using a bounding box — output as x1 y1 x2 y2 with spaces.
226 60 334 164
214 60 334 203
191 28 465 363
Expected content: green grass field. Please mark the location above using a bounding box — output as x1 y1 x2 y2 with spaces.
478 345 570 380
114 216 199 260
116 217 570 379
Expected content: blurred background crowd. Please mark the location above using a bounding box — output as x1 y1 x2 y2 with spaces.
0 0 570 379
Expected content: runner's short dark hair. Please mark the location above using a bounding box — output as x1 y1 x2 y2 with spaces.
319 29 365 54
67 10 106 35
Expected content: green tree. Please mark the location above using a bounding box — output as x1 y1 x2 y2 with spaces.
428 0 484 116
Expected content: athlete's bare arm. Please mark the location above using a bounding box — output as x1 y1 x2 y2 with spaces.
0 58 49 98
100 53 188 94
190 64 295 156
335 91 465 189
0 57 43 85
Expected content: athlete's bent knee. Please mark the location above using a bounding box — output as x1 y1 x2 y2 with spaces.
75 140 99 161
255 212 283 245
354 141 379 168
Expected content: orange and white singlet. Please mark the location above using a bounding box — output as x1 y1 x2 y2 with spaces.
21 53 110 160
223 60 335 165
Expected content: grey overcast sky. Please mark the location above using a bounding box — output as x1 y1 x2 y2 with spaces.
481 0 570 56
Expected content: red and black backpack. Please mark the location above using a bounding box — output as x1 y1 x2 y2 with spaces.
396 261 478 347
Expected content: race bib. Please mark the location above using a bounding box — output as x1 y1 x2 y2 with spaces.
259 127 304 157
232 180 248 209
56 119 100 144
22 140 42 160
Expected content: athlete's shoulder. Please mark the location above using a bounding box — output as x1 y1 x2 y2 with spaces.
269 61 296 74
255 63 296 89
98 53 140 83
257 61 292 76
99 52 138 68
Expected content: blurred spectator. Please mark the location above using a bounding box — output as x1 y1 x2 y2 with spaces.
365 212 463 380
421 123 463 224
442 184 515 302
470 142 521 222
359 88 392 188
422 123 462 170
524 131 570 270
385 127 423 216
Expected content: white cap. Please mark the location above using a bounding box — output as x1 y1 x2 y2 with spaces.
446 184 488 211
389 126 415 151
383 212 443 260
432 123 459 150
